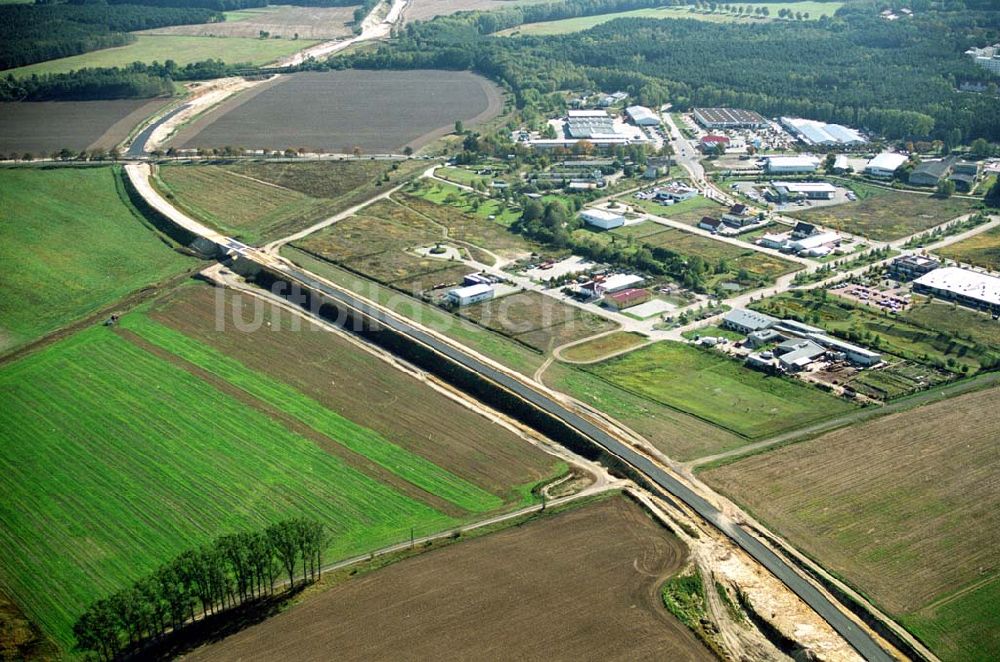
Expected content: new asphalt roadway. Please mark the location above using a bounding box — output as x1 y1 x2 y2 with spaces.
274 261 895 662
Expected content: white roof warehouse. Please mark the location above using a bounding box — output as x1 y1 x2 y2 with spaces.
913 267 1000 312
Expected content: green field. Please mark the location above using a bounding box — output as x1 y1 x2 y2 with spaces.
584 340 855 438
0 166 194 354
156 164 341 244
0 326 458 650
9 34 317 77
789 182 976 241
501 2 842 35
937 224 1000 271
630 194 727 226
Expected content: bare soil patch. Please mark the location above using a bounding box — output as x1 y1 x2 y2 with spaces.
141 5 356 39
185 496 713 662
0 98 169 155
171 70 503 153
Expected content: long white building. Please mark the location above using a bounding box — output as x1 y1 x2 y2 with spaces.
764 156 821 174
913 267 1000 312
865 152 908 178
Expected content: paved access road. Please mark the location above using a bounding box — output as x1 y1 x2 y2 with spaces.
274 260 894 662
126 104 190 157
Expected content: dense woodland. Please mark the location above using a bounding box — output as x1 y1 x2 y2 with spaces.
0 3 222 70
73 518 325 660
343 0 1000 142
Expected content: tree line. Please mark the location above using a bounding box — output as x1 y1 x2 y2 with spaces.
73 518 325 661
0 3 222 70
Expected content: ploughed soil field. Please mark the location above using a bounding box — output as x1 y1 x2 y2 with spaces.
0 98 169 155
186 496 713 662
703 384 1000 661
141 5 356 39
171 70 503 153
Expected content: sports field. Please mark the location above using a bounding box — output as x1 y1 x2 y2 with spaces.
0 284 561 652
171 70 503 153
0 98 170 155
936 223 1000 271
789 183 976 241
584 340 855 438
0 166 193 354
703 384 1000 661
185 496 713 661
500 1 843 35
458 291 618 354
8 35 316 77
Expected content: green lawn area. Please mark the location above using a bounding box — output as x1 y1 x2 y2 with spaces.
8 34 317 76
501 2 842 35
936 224 1000 271
0 326 457 651
584 340 855 438
630 194 727 226
411 180 523 227
681 324 745 342
0 166 194 354
789 182 977 241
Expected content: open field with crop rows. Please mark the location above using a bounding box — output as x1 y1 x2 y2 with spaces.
788 183 976 241
172 70 503 153
0 284 561 652
141 5 356 39
584 340 855 439
500 1 843 35
186 496 713 661
703 385 1000 661
0 99 169 155
458 291 618 353
936 224 1000 271
0 166 194 354
8 35 315 77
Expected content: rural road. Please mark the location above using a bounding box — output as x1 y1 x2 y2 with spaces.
126 103 191 157
127 159 895 661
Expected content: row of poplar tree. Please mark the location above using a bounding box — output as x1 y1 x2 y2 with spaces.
73 518 326 660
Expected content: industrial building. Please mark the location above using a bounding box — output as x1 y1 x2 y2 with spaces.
864 152 908 178
949 161 982 192
722 309 778 334
603 288 650 310
626 105 660 126
580 208 625 230
721 204 756 228
566 110 618 139
780 117 866 146
785 231 841 256
654 182 699 202
909 159 952 187
763 156 821 174
580 273 645 298
700 135 730 153
913 267 1000 312
448 283 494 306
775 339 827 372
889 255 940 281
693 107 769 129
767 181 837 202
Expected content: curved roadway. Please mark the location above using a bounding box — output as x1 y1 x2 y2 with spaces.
275 261 893 662
126 103 191 157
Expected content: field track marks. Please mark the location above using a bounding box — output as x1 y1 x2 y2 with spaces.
116 327 468 518
220 169 299 194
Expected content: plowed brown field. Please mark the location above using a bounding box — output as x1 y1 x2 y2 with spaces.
186 496 712 662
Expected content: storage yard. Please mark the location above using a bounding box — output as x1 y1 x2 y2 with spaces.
171 70 503 153
184 496 713 662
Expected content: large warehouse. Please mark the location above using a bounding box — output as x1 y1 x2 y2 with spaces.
580 208 625 230
864 152 908 178
763 156 821 174
626 105 660 126
780 117 866 146
913 267 1000 312
768 181 838 201
693 107 769 129
566 110 618 139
